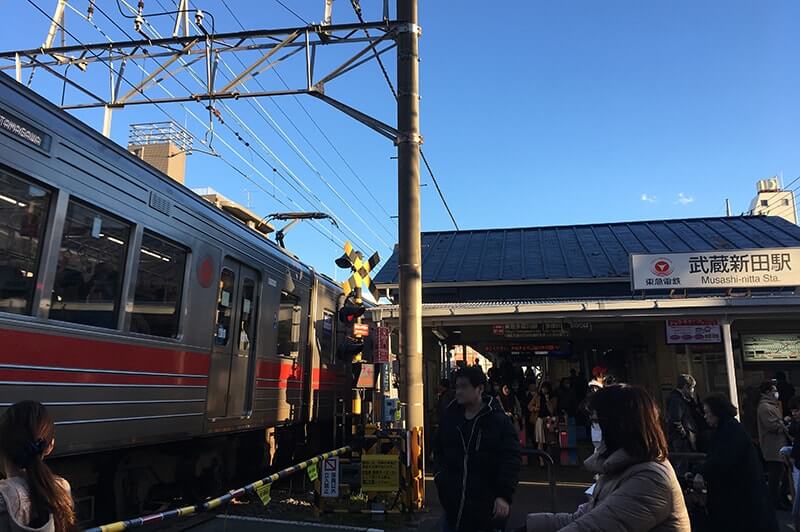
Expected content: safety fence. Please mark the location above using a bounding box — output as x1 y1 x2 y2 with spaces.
86 446 352 532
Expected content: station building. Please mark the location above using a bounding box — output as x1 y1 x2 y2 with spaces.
372 215 800 438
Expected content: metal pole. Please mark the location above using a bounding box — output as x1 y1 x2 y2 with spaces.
721 320 740 419
14 53 21 83
397 0 424 505
102 105 112 137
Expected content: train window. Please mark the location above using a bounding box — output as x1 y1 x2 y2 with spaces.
238 277 256 352
214 269 235 346
0 170 51 315
319 310 334 362
50 200 130 328
276 292 300 358
130 232 187 338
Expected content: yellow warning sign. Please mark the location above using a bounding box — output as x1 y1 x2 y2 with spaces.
256 483 271 506
307 463 319 482
361 454 399 492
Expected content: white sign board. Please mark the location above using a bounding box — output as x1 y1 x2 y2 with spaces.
631 248 800 290
741 334 800 363
321 457 339 498
666 319 721 344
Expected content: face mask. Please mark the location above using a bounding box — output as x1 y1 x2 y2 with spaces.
775 392 780 400
591 422 602 450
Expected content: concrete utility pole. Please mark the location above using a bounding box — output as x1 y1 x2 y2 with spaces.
396 0 424 444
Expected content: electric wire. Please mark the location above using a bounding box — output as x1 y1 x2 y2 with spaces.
274 0 310 26
219 0 398 228
52 0 344 247
149 0 391 250
350 0 460 230
120 0 376 252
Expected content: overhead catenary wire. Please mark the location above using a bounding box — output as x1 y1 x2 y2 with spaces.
148 0 392 250
113 0 377 252
274 0 310 26
219 0 399 229
350 0 460 231
121 0 381 254
52 0 345 247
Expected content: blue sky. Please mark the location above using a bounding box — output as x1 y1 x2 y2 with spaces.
2 1 799 278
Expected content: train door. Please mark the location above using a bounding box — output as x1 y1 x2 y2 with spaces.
207 258 259 418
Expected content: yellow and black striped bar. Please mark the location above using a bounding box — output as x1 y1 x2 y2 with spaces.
86 446 352 532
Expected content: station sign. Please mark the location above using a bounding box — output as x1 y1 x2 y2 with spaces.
741 334 800 363
631 248 800 290
374 326 391 363
665 319 721 344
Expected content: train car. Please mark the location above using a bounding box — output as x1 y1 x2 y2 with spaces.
0 72 350 521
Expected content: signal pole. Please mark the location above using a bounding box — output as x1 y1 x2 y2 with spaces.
396 0 424 457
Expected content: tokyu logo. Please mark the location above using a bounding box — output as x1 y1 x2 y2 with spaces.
650 258 673 277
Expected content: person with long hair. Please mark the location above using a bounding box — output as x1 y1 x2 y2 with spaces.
0 401 75 532
525 384 690 531
696 393 777 532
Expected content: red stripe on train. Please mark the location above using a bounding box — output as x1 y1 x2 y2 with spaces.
0 368 207 386
0 327 210 375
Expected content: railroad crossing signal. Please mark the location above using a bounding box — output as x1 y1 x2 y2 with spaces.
336 241 380 301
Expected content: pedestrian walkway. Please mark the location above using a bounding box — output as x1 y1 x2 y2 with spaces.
418 464 592 531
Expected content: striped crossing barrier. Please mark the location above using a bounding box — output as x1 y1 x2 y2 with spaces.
86 446 353 532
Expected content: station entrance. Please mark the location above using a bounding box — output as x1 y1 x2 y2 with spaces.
371 296 800 456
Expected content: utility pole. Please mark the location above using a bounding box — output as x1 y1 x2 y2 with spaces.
397 0 424 458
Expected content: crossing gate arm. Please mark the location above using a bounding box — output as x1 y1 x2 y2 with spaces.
86 446 353 532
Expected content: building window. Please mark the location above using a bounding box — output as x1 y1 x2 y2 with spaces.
319 310 335 362
761 200 769 207
784 199 791 206
50 200 130 328
276 292 300 357
214 268 235 346
130 231 187 337
0 170 51 315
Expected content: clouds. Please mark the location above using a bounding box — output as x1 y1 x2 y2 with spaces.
640 192 696 206
640 193 657 203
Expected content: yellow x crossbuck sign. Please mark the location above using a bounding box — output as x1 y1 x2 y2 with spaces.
340 241 381 301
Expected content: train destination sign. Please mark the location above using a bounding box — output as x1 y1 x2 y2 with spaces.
631 248 800 290
0 107 50 151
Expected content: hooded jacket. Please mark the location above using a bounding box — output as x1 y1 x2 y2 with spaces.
0 477 69 532
434 395 521 531
757 394 789 463
526 445 690 532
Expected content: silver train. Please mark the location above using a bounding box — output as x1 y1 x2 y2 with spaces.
0 72 352 521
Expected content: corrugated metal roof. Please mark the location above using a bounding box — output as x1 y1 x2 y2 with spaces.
373 216 800 285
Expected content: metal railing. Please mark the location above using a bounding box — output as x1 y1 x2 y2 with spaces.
520 448 557 513
86 446 352 532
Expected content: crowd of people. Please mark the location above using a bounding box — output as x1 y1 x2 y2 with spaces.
434 364 798 532
0 366 797 532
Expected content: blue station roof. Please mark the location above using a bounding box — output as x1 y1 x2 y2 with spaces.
373 216 800 285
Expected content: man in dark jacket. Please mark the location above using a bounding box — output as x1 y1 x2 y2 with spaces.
434 366 521 532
